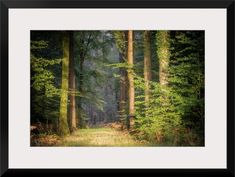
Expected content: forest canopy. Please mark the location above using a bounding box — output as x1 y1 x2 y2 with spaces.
30 30 204 146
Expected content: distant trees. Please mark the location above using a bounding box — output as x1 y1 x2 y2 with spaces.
75 31 110 127
77 32 87 128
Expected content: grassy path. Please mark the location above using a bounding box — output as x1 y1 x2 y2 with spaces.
56 128 149 147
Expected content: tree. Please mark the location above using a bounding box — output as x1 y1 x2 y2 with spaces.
69 31 77 132
76 32 92 127
134 30 179 144
113 31 128 128
157 31 170 85
127 30 134 129
169 31 205 145
143 31 152 104
75 31 111 127
59 31 70 136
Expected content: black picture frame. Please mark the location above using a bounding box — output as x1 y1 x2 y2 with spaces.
0 0 234 176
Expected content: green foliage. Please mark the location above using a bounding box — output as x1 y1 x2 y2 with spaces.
133 31 204 146
113 31 127 57
31 38 62 131
31 55 61 97
31 40 48 49
169 31 204 143
106 62 129 69
134 74 183 145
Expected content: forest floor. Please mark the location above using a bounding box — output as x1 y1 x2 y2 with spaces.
31 128 151 147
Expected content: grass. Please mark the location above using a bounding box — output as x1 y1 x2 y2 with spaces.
31 128 148 147
57 128 150 146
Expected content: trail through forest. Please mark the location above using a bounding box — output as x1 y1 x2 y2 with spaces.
58 128 149 146
31 30 204 146
32 127 151 146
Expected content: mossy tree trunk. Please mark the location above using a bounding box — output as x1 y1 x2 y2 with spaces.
59 31 70 136
157 31 170 113
157 31 170 85
113 31 128 129
144 31 152 104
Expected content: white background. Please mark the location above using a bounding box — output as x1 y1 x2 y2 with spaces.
9 9 227 169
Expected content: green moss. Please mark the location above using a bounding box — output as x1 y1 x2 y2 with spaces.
59 32 70 136
157 31 170 85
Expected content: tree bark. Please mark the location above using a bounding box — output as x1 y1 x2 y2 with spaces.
59 31 70 136
157 31 170 85
113 31 128 129
127 30 134 129
77 41 85 127
69 31 77 132
119 52 127 126
144 31 152 104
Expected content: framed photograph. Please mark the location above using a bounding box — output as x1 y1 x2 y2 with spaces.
1 0 234 176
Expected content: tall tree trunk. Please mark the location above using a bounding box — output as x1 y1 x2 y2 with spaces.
113 31 128 129
119 52 127 127
69 31 77 132
127 30 134 130
157 31 170 85
77 52 85 127
76 32 91 128
144 31 152 104
157 31 170 112
59 32 70 136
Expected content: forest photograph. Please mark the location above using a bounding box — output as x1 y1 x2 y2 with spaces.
30 30 204 147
